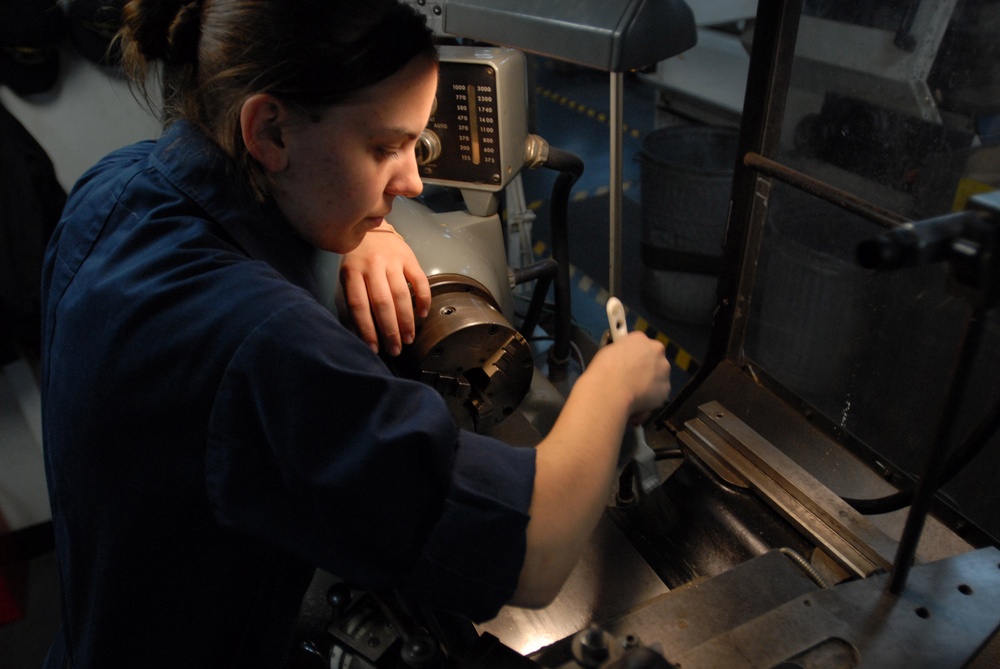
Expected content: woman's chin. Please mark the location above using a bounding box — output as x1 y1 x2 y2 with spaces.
309 220 377 255
311 235 357 255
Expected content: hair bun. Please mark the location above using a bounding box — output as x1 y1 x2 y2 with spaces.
120 0 197 63
165 2 202 65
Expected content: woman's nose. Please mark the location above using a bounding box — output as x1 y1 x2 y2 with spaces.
387 150 424 198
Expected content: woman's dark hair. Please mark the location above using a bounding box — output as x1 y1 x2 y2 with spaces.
117 0 437 198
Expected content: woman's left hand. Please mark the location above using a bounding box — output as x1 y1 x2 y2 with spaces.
339 224 432 357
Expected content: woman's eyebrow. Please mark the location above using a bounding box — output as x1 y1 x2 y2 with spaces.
378 126 421 141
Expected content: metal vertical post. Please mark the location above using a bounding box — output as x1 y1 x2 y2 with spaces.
609 72 625 298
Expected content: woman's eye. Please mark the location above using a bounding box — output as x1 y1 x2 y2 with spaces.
377 147 401 160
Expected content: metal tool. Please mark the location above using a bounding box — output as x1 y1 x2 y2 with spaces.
606 296 660 493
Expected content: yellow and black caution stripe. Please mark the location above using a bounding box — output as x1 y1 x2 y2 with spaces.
527 76 698 373
535 86 644 140
525 179 634 211
524 171 634 215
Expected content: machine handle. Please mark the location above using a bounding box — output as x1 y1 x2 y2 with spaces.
606 297 660 493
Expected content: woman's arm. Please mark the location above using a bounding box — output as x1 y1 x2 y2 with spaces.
339 222 432 356
511 331 672 607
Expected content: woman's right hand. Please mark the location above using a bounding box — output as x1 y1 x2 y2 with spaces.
587 330 672 423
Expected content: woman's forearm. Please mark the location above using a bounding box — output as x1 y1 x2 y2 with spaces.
510 332 670 608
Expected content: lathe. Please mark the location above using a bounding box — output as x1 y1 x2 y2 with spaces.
303 1 1000 667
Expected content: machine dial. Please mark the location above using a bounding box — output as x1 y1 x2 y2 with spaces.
415 128 442 166
420 62 502 186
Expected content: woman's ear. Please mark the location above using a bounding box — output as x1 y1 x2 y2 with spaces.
240 94 289 173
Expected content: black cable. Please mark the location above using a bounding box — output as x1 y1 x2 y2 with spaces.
512 258 558 339
510 257 558 285
843 393 1000 515
539 146 584 381
525 335 586 373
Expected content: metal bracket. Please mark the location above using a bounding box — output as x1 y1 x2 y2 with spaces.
678 400 898 578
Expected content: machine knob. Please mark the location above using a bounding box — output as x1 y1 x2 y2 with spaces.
415 128 442 166
400 633 439 668
325 582 352 619
572 625 620 668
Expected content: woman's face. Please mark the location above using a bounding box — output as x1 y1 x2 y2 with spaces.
270 56 439 254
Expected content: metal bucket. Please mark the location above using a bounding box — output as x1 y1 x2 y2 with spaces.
639 125 739 325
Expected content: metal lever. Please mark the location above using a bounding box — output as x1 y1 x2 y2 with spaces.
606 297 659 493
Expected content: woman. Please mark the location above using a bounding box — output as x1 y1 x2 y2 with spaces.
40 1 672 667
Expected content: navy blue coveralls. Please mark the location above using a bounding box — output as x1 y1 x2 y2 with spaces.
40 120 535 668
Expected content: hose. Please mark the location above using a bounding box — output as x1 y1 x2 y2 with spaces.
843 394 1000 515
778 547 832 589
512 258 558 341
539 145 584 381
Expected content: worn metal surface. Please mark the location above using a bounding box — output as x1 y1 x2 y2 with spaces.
682 401 899 578
531 549 820 668
663 362 974 564
608 456 820 590
440 0 697 73
476 513 670 656
669 547 1000 668
400 275 533 434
